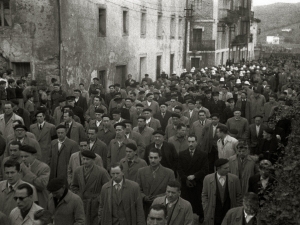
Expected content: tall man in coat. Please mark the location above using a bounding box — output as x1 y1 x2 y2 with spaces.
202 158 242 225
151 181 194 225
190 109 212 146
62 110 86 144
246 115 266 154
71 150 110 225
137 148 175 217
178 135 209 223
30 111 56 163
98 163 146 225
48 125 79 182
19 145 50 208
142 93 160 115
153 102 172 132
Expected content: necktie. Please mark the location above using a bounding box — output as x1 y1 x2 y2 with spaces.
128 160 133 167
190 151 194 157
222 139 225 146
66 123 69 129
219 177 225 186
39 124 42 130
9 185 13 192
162 113 165 118
115 183 121 191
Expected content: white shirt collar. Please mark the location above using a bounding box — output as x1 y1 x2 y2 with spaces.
244 210 255 221
146 117 151 124
113 179 123 188
39 121 45 127
58 138 66 144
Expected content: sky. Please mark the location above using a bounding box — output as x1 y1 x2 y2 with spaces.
253 0 300 6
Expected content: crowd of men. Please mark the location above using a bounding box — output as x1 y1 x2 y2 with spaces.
0 55 296 225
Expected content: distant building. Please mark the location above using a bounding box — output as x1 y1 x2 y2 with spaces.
267 36 280 45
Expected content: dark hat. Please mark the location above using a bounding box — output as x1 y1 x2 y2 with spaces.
159 102 168 107
171 113 180 118
0 80 6 85
56 124 66 130
143 108 152 112
126 143 137 151
19 145 37 154
205 89 212 94
122 119 132 125
253 114 263 119
35 110 45 117
153 130 165 136
81 150 96 159
212 91 220 96
47 178 65 192
136 103 144 107
214 158 229 168
114 122 126 129
145 74 149 77
53 84 60 87
114 97 123 103
91 90 99 95
109 85 115 88
73 89 81 93
58 97 66 103
174 105 182 111
139 90 145 95
93 77 99 80
227 98 235 103
66 96 75 101
264 127 274 134
111 109 121 115
146 93 154 97
232 107 241 112
187 99 195 104
14 124 27 131
125 98 133 102
95 108 105 114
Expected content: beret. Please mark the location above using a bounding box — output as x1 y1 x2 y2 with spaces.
136 103 144 107
109 85 115 88
53 84 60 87
214 158 229 168
125 98 133 102
91 90 99 95
122 119 132 124
58 97 66 103
14 124 27 130
171 113 180 118
114 97 123 103
114 122 126 129
126 143 137 151
111 109 121 114
19 145 37 154
143 108 152 112
137 116 146 121
253 114 263 119
81 150 96 159
113 92 122 97
146 93 154 97
35 111 45 117
212 91 219 96
264 127 274 134
73 89 81 93
187 99 195 104
139 91 145 94
56 124 66 130
93 77 99 80
227 98 235 103
211 113 220 118
232 107 241 112
159 102 168 107
153 130 165 136
174 106 182 111
95 108 105 114
47 178 65 192
66 96 75 101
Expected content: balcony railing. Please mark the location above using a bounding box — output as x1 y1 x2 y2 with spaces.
190 40 216 51
232 34 248 46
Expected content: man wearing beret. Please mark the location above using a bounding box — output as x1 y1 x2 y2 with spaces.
71 150 110 225
202 158 242 225
110 96 130 121
256 128 279 164
50 84 67 112
19 145 50 208
105 84 116 106
89 77 104 96
47 178 85 225
207 91 226 116
142 93 160 115
133 116 154 147
84 95 108 123
48 125 79 182
143 108 161 132
153 102 172 132
226 108 249 139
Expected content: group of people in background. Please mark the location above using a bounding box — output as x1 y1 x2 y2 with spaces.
0 54 296 225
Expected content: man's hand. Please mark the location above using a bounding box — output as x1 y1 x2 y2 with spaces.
20 162 30 173
187 175 195 180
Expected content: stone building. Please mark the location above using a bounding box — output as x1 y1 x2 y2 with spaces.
185 0 257 70
0 0 185 89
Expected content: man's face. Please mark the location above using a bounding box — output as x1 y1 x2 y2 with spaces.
234 111 241 118
198 112 206 121
147 209 166 225
59 101 66 107
172 117 179 125
112 113 121 121
115 125 125 138
124 123 132 134
53 86 59 91
188 137 197 150
268 121 275 129
269 97 275 103
20 151 35 166
259 168 271 179
82 156 94 168
147 95 154 102
216 128 223 138
211 116 219 125
110 166 124 183
63 113 72 123
95 113 102 121
4 104 13 115
109 87 115 93
51 187 65 199
160 105 167 113
166 186 180 203
241 93 246 99
87 129 97 142
93 98 100 106
15 128 26 139
10 145 20 160
153 134 164 145
195 100 202 108
149 152 161 167
67 100 75 107
243 199 259 215
79 141 89 152
136 106 143 114
174 109 182 116
126 148 136 160
254 117 262 126
56 128 66 140
94 79 99 84
143 111 151 119
125 100 132 108
102 117 110 128
137 119 146 128
188 103 194 110
237 145 249 159
14 189 33 211
177 127 186 137
213 95 219 101
5 166 20 185
74 92 80 98
36 113 45 124
129 93 136 100
218 163 230 176
170 99 176 106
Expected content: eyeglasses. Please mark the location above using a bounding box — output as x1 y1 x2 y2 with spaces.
14 196 29 201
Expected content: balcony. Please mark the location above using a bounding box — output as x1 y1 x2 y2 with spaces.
219 8 240 25
232 34 248 46
190 40 216 51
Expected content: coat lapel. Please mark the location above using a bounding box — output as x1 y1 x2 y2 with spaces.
150 167 166 194
169 198 183 224
38 123 50 141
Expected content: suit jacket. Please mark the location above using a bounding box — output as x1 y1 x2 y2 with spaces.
48 138 79 181
152 196 194 225
84 104 108 122
90 138 108 169
153 110 172 132
75 96 88 113
178 148 209 187
127 131 146 158
144 142 178 174
247 124 267 148
202 173 242 225
146 117 161 131
14 108 31 130
9 203 43 225
222 206 262 225
202 122 225 152
21 159 50 208
98 179 145 225
47 190 85 225
183 109 199 127
67 152 103 185
30 122 56 163
61 120 86 144
190 119 212 146
207 100 226 115
142 100 160 115
120 157 148 182
0 113 24 140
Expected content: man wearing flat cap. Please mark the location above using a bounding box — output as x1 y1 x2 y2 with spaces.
153 102 172 132
202 158 242 225
19 145 50 208
71 150 110 225
132 116 154 147
142 93 160 115
47 178 85 225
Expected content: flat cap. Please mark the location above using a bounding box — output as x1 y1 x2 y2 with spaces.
56 124 66 130
214 158 229 168
95 108 105 114
126 143 137 151
143 108 152 112
114 97 123 103
47 178 65 192
153 130 165 136
114 122 126 129
171 113 180 118
81 150 96 159
19 145 37 154
14 124 27 130
66 96 75 101
136 103 144 107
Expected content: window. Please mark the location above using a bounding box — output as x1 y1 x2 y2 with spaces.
115 65 127 87
98 8 106 36
170 15 175 39
0 1 11 27
191 58 200 69
170 54 174 74
139 57 147 81
141 12 146 37
123 10 129 35
156 55 162 79
178 18 183 39
157 13 163 38
190 28 203 50
98 70 106 87
11 62 31 77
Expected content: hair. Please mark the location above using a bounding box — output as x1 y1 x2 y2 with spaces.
217 125 228 134
198 110 206 115
137 116 146 122
88 126 98 133
4 159 20 172
101 114 110 119
8 78 15 84
237 139 249 148
188 134 197 141
110 162 123 171
4 101 13 107
148 204 167 219
17 183 33 196
13 120 23 125
64 110 74 117
79 83 84 86
93 95 101 101
167 180 181 191
176 123 186 130
16 80 23 85
149 148 162 157
243 192 259 204
10 140 22 149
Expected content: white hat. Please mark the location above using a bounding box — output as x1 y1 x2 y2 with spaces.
244 81 250 85
183 69 187 73
236 79 241 84
262 67 266 71
243 65 246 68
257 66 260 69
205 67 208 70
220 77 225 82
172 71 176 75
247 70 250 73
228 71 232 75
191 68 195 72
212 70 216 75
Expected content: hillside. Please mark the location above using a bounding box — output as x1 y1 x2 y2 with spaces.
254 3 300 44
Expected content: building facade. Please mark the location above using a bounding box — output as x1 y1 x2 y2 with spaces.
0 0 186 89
186 0 256 70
